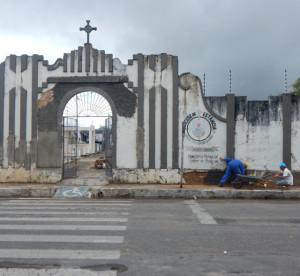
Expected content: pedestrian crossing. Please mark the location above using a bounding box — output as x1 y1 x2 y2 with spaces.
185 200 217 225
0 235 124 243
0 199 133 275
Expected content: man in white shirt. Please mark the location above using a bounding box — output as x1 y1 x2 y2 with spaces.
276 162 293 188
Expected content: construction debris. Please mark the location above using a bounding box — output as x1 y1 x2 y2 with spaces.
183 171 292 190
94 158 106 169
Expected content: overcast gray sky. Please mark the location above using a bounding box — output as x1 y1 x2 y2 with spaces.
1 0 299 100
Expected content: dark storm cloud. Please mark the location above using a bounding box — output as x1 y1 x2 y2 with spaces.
1 0 299 99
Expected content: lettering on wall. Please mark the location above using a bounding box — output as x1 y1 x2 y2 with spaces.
188 153 219 164
183 110 219 167
183 110 217 145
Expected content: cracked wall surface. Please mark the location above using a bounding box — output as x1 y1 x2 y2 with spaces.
0 44 299 183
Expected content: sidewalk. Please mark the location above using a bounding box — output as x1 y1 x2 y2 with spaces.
0 181 300 199
1 156 299 199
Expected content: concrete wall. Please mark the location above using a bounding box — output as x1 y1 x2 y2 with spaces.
0 44 299 183
178 74 227 172
206 94 300 175
0 45 136 182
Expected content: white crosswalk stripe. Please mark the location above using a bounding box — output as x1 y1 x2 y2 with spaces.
0 268 117 276
0 249 121 259
185 200 217 225
0 199 133 275
0 235 124 243
2 200 133 204
0 217 128 222
0 211 130 215
0 206 130 210
0 224 127 231
0 202 132 206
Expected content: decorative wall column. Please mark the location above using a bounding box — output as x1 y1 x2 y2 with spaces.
0 62 4 166
133 54 145 169
226 93 235 159
282 93 291 168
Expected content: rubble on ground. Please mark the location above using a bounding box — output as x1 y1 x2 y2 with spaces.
94 158 106 169
183 171 292 190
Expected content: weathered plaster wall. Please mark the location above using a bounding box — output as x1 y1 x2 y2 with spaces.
206 95 300 174
113 54 181 183
115 116 137 168
0 45 138 183
0 44 300 184
291 96 300 171
205 96 227 118
234 97 283 171
112 168 181 184
179 74 227 172
142 55 175 169
0 167 61 183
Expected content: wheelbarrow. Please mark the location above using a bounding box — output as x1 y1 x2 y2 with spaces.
232 174 277 189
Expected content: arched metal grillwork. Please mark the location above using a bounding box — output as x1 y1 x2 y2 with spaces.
62 91 113 179
63 91 112 117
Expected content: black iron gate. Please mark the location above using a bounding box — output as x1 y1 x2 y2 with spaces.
62 116 78 178
62 91 113 179
104 118 113 179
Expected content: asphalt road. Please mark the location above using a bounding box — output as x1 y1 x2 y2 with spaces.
0 198 299 276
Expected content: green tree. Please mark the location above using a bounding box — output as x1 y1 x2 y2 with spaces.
97 125 105 132
291 76 300 96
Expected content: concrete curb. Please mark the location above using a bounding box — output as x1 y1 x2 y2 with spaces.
91 188 300 199
0 187 58 198
0 186 300 199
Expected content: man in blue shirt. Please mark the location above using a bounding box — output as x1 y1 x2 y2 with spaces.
219 157 248 187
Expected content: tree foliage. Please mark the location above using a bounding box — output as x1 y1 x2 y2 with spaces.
291 76 300 96
97 125 105 132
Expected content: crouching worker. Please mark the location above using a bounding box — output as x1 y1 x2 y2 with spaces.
275 163 293 189
219 157 248 187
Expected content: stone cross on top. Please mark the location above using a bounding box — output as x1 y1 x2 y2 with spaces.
79 20 97 44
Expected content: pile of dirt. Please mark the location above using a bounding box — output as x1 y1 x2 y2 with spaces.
183 171 207 185
183 171 229 185
243 180 277 189
183 171 288 190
